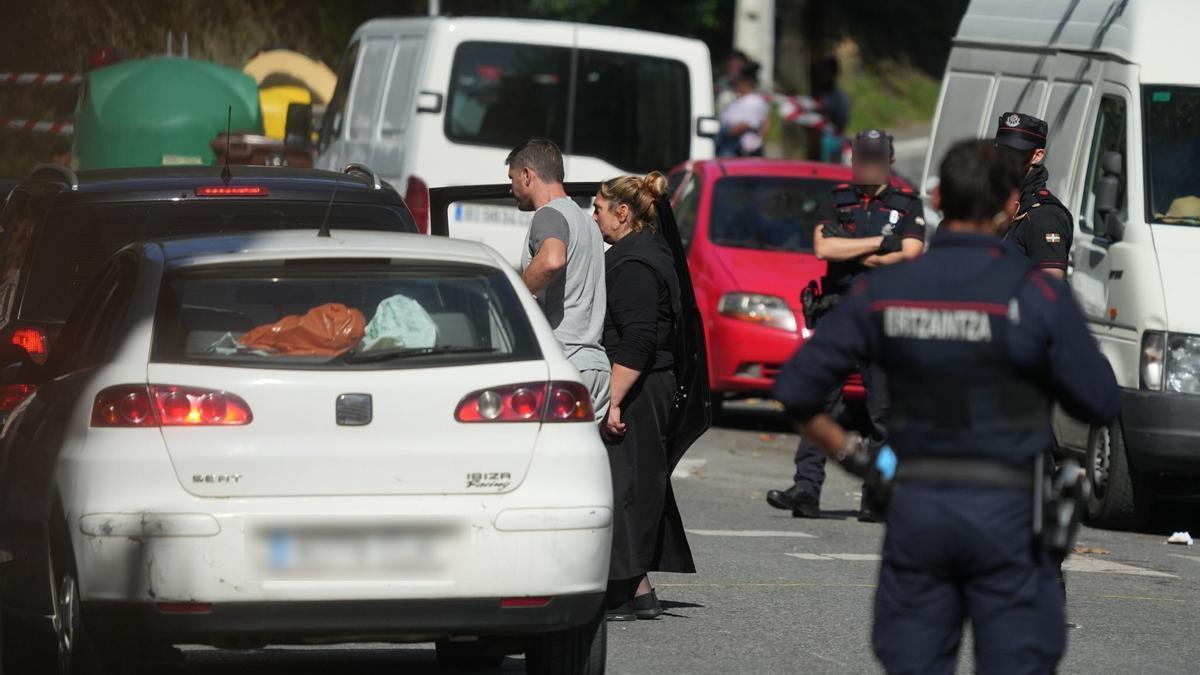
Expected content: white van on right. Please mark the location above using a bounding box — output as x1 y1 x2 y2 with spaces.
924 0 1200 527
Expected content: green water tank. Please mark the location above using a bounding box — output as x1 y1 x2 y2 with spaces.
73 57 262 170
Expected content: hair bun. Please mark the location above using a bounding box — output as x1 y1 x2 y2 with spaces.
642 171 668 201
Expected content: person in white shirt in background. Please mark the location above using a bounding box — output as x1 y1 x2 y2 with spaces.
717 60 772 157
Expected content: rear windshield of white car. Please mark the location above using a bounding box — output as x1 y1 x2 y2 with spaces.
151 260 541 369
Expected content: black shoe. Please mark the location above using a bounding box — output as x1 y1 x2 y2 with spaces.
857 503 882 523
606 601 637 622
632 590 663 620
766 485 821 518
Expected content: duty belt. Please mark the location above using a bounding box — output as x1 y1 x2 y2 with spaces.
895 457 1033 491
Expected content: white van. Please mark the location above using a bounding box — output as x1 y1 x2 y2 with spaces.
923 0 1200 527
315 16 718 263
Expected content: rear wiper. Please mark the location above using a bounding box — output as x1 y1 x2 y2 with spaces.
342 345 498 363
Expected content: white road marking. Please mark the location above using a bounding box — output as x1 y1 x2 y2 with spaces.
786 552 881 561
673 458 708 479
1062 556 1177 578
1169 554 1200 564
687 529 816 539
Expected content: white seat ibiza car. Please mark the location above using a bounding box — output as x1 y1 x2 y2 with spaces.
0 229 612 673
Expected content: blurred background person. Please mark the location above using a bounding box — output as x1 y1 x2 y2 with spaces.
811 55 851 164
716 60 771 157
715 48 750 114
593 172 695 621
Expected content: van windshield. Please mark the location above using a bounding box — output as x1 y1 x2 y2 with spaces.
709 177 838 253
445 41 692 174
1144 86 1200 224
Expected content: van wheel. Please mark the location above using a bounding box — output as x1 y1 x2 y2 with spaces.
435 638 506 670
1086 420 1151 530
525 606 605 675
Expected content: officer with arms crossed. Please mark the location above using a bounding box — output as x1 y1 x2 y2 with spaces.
994 112 1073 279
766 129 923 520
774 140 1119 673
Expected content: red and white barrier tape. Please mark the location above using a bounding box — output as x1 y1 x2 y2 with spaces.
0 118 74 135
763 93 828 129
0 72 83 86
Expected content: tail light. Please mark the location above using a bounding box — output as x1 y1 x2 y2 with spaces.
0 384 35 413
405 175 430 234
194 186 268 197
455 381 592 423
91 385 253 428
11 327 48 364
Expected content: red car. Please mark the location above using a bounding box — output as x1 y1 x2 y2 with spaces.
666 158 911 413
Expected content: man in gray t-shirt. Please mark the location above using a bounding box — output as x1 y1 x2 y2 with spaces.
506 138 610 417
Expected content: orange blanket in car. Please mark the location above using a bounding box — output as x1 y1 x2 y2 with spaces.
238 303 366 356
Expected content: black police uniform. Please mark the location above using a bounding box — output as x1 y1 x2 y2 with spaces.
774 231 1120 673
786 180 924 504
996 112 1074 273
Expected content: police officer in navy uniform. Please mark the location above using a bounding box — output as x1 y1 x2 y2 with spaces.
995 112 1073 279
773 140 1119 673
766 129 924 520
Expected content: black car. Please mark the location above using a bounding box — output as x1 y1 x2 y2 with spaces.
0 163 417 413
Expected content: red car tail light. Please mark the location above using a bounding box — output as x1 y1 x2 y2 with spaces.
194 185 268 197
11 327 48 364
0 384 35 413
405 175 430 234
501 596 551 608
455 381 593 423
91 385 252 427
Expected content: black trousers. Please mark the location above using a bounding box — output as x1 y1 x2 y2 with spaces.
873 481 1064 674
792 361 889 495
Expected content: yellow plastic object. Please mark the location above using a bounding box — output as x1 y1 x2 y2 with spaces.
243 49 336 104
259 85 312 140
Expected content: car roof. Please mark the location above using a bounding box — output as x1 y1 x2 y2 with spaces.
148 230 504 269
15 165 403 206
690 158 855 180
357 15 707 50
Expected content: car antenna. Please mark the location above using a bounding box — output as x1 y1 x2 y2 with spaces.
219 105 232 185
317 172 341 238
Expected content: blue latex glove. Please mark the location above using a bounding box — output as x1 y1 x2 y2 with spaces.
875 445 897 481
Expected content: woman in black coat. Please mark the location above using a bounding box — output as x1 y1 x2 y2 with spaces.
592 172 695 621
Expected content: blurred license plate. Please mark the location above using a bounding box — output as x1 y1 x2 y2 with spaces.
258 525 459 578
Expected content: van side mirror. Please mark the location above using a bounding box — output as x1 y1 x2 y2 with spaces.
1094 150 1125 240
284 103 313 149
0 344 42 386
696 117 721 139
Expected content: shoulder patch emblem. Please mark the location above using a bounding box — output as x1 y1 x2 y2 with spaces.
1045 232 1062 244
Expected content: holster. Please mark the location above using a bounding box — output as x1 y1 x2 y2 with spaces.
800 282 840 332
1033 454 1087 562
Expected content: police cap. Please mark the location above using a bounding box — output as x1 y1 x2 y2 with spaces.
853 129 893 161
995 112 1047 151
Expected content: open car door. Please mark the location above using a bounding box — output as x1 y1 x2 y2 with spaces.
430 184 712 468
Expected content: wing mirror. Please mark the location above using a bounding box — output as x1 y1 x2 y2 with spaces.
0 344 43 386
1094 150 1125 241
696 117 721 139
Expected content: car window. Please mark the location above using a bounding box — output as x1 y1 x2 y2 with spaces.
0 192 36 328
445 41 570 149
20 200 416 325
319 41 360 150
349 39 394 141
381 38 424 139
709 177 839 253
1143 86 1200 224
151 260 541 370
48 255 137 375
573 49 691 173
673 173 702 250
1081 95 1127 233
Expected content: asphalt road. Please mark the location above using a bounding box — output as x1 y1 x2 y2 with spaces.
158 401 1199 673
